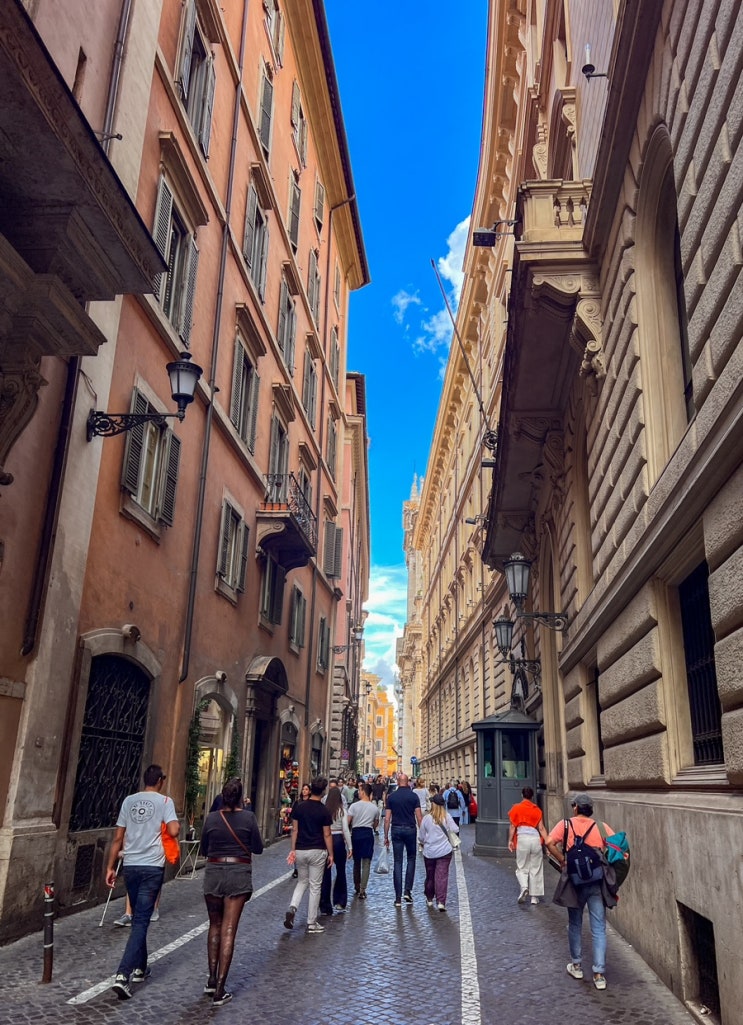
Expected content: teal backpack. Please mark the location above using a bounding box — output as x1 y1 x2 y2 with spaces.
598 823 631 888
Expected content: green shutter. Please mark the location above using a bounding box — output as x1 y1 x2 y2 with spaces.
152 178 173 297
277 279 288 355
237 522 250 593
199 57 216 156
230 340 245 429
289 179 300 249
180 238 199 345
217 501 232 577
247 369 260 453
158 431 181 527
258 220 269 300
177 0 197 101
121 389 149 496
290 80 300 128
259 73 273 152
243 185 257 266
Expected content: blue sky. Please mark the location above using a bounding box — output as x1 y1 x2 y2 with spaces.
325 2 488 690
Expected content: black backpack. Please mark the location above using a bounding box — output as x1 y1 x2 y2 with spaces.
564 820 604 886
446 789 460 810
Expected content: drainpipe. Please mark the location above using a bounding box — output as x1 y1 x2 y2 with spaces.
179 0 250 682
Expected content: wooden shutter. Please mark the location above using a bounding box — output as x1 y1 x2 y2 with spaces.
268 416 279 478
308 364 316 427
314 180 325 228
298 593 307 646
286 300 296 373
323 521 337 576
276 11 285 64
180 237 199 345
152 177 174 298
177 0 197 100
237 521 250 592
290 80 300 128
247 369 260 452
271 564 286 624
259 72 273 152
257 220 269 300
198 57 216 156
332 526 343 579
121 389 149 495
277 279 288 355
299 117 308 166
302 352 311 412
288 179 300 249
230 340 245 429
307 250 317 318
217 501 232 577
158 430 181 526
243 185 257 266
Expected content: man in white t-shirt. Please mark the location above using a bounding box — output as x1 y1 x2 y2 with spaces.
105 764 179 1000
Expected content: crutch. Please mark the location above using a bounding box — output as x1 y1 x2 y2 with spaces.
98 857 121 927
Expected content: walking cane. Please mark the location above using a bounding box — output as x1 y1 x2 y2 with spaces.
98 858 121 927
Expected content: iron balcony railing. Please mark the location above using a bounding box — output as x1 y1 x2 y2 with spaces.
264 472 318 552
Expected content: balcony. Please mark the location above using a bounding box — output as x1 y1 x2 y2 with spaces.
255 473 317 570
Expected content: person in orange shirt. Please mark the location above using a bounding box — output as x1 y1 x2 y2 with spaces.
507 787 549 905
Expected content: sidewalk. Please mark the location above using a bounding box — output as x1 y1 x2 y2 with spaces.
0 828 696 1025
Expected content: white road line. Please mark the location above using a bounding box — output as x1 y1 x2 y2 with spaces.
454 849 482 1025
67 872 292 1005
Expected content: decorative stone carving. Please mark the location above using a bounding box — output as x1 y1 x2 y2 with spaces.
0 357 46 485
573 297 606 392
533 120 548 180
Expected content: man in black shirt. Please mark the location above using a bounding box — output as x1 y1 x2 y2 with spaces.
384 773 423 907
284 776 333 934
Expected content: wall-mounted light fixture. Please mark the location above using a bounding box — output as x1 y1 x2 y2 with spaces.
472 219 520 247
581 44 608 80
333 627 364 655
503 552 569 633
465 514 486 526
87 351 203 440
493 610 542 689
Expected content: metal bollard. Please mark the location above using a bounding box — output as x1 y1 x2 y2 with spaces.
40 881 54 984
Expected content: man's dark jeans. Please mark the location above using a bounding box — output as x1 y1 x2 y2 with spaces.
118 865 164 978
391 826 417 900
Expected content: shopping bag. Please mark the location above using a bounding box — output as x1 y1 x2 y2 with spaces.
374 846 390 874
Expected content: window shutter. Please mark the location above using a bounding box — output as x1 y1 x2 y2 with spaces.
180 237 199 345
243 185 257 266
308 249 317 318
152 177 174 297
286 301 296 373
158 430 181 526
277 279 288 354
290 80 300 128
230 340 245 430
268 416 279 479
247 369 260 453
276 11 285 64
302 352 311 411
299 117 308 166
271 564 286 624
121 389 149 495
288 179 300 249
217 501 232 577
323 521 337 576
258 220 269 300
259 73 273 152
333 526 343 579
237 521 250 593
309 365 316 427
198 57 216 156
177 0 197 101
299 593 307 646
314 180 325 228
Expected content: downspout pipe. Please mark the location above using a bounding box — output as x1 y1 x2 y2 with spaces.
180 0 250 681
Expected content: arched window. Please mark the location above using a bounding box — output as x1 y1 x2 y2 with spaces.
635 124 694 485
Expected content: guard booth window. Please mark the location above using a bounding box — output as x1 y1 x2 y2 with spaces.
502 730 529 779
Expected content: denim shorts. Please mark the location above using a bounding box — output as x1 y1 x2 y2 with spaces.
203 863 253 898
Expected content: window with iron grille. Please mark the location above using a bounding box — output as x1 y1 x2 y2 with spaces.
679 562 723 765
243 184 269 299
216 500 249 593
121 388 181 527
230 339 260 452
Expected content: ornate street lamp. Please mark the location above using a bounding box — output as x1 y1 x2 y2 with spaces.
87 351 203 440
503 552 569 632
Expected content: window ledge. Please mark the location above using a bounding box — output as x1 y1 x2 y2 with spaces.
120 494 162 543
671 764 728 787
215 576 238 605
258 615 275 635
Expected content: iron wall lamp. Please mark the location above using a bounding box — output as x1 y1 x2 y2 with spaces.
493 610 542 688
472 219 520 247
333 627 363 654
503 552 569 633
582 44 608 80
87 351 203 440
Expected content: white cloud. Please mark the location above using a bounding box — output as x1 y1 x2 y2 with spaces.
391 289 422 325
393 215 470 367
362 563 408 694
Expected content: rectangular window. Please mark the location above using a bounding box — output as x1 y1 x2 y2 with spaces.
259 552 286 624
297 466 312 511
333 263 341 308
323 520 343 578
290 80 308 166
263 0 285 64
177 0 216 156
326 415 337 479
289 585 307 647
121 388 181 527
267 415 289 502
375 740 382 752
277 279 296 372
152 177 199 345
313 179 325 230
330 326 340 389
243 184 269 299
288 177 301 251
217 501 250 593
679 562 723 765
301 352 317 427
317 616 330 672
230 340 260 451
376 716 382 727
258 66 274 155
307 249 321 326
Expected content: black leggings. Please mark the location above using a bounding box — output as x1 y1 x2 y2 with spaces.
204 893 249 997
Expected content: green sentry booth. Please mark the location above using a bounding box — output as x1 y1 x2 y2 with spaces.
471 709 540 857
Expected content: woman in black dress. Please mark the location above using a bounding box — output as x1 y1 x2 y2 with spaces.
200 778 263 1006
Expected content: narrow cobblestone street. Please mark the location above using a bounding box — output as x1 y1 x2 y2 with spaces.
1 829 695 1025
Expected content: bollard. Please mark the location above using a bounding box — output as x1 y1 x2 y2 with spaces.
40 881 54 984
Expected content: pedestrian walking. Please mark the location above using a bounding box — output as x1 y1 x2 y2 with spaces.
460 780 474 824
545 793 616 991
384 772 423 907
507 786 549 905
442 781 466 827
105 764 179 1000
347 782 379 898
418 794 459 912
320 787 352 913
290 783 311 878
370 775 386 832
200 778 264 1006
284 776 333 934
412 778 430 815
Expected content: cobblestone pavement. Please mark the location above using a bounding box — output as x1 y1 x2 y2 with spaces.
0 827 697 1025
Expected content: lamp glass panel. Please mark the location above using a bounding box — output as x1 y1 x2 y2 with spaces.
494 616 514 656
505 553 531 605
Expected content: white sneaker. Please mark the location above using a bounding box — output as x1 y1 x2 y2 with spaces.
438 903 446 912
566 962 584 980
307 922 325 934
426 899 434 907
517 887 528 904
113 913 132 927
150 909 160 922
530 896 539 905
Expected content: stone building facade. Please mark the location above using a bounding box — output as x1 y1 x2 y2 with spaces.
405 1 743 1019
0 0 368 941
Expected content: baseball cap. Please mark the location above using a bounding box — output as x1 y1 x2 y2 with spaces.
571 792 593 810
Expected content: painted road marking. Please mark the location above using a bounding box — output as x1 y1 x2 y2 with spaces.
67 872 292 1005
454 849 482 1025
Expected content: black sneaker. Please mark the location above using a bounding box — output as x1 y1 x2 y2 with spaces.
403 892 413 903
284 905 296 929
112 974 132 1000
204 980 217 995
213 991 232 1006
131 967 151 984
